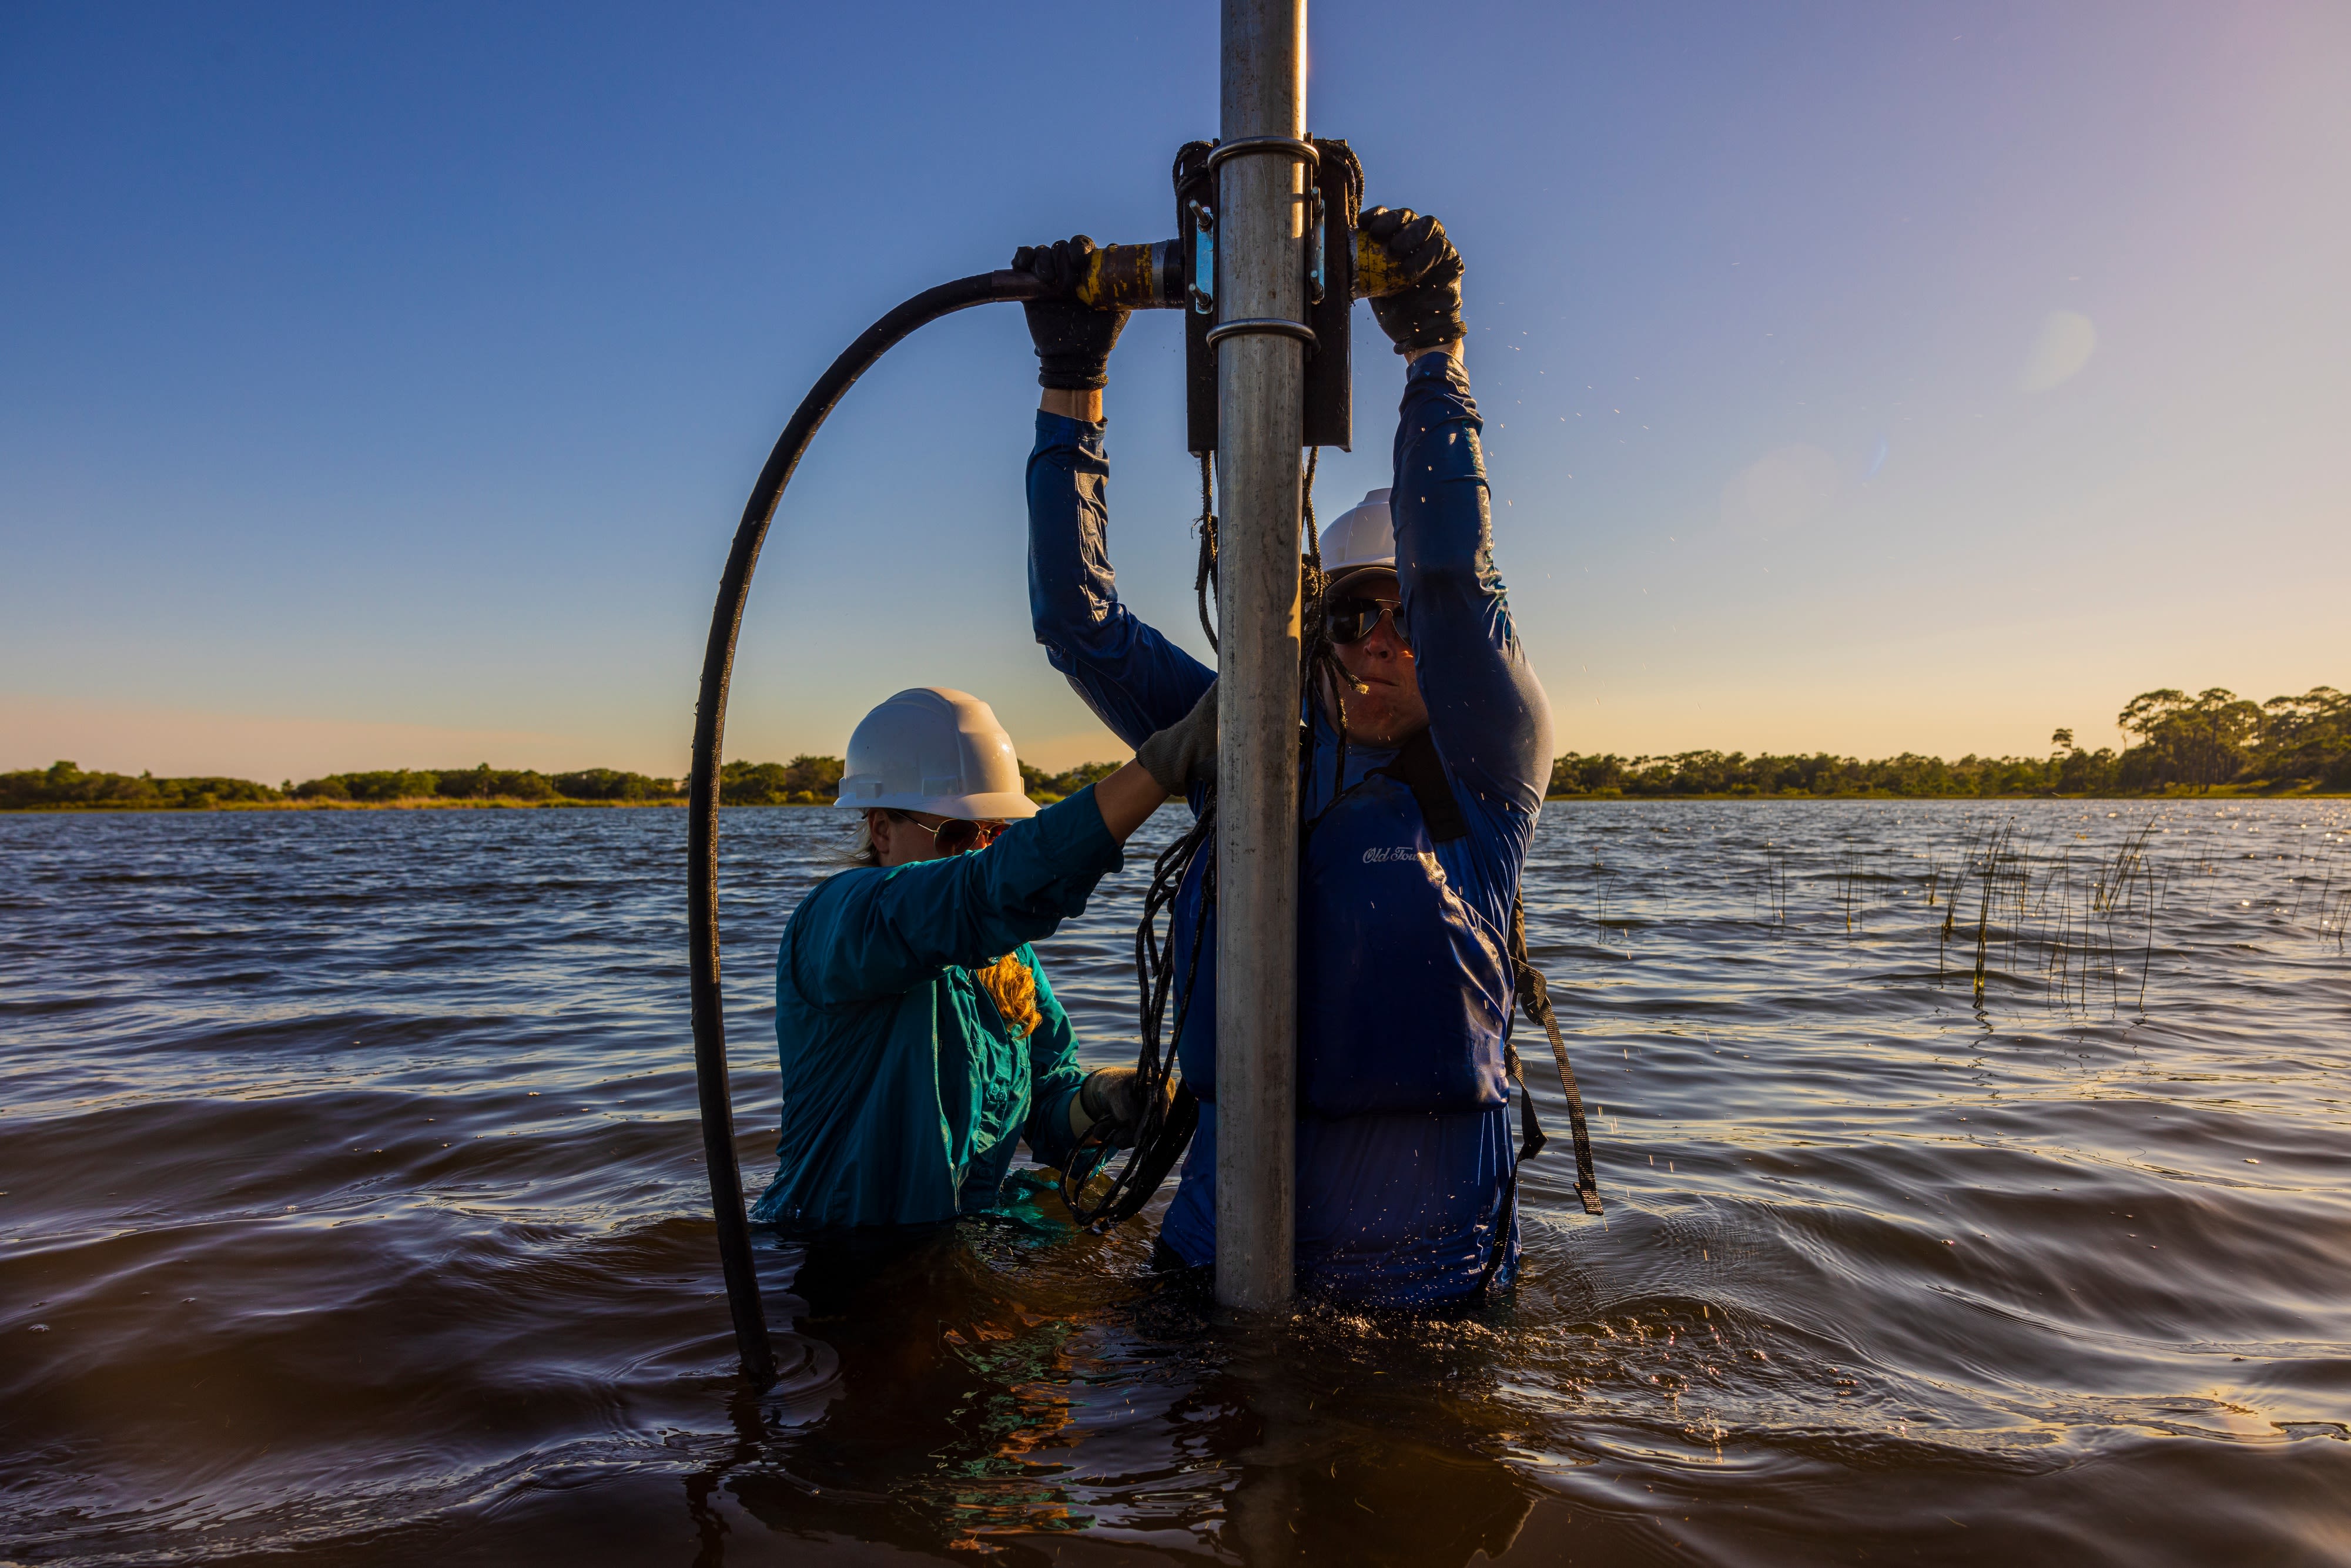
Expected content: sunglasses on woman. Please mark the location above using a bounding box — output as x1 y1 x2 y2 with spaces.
892 813 1007 856
1325 594 1403 646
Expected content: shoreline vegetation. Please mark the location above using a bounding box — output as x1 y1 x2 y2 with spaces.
0 757 1128 813
5 686 2343 812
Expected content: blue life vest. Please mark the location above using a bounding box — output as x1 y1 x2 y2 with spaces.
1295 768 1513 1118
1171 731 1511 1124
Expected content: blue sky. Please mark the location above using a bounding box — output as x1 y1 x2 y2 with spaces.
5 2 2346 778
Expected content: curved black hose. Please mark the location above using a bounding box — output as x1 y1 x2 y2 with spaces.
688 270 1045 1386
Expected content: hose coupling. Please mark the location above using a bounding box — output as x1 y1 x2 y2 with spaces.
1074 239 1187 310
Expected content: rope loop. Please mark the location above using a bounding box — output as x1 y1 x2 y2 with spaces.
1193 453 1218 653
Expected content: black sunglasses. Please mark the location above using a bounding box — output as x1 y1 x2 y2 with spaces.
892 813 1006 856
1325 595 1402 646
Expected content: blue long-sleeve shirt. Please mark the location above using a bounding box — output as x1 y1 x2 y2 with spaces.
751 788 1123 1231
1026 351 1553 1303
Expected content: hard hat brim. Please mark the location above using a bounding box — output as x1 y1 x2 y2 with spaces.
1324 564 1400 601
830 789 1039 820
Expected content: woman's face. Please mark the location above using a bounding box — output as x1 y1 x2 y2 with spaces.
866 810 1003 868
1328 573 1430 747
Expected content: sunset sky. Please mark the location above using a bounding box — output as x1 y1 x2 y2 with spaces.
5 2 2346 779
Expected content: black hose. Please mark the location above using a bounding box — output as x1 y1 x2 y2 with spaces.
688 269 1046 1387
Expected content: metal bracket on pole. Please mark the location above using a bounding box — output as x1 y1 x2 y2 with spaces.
1188 200 1217 315
1177 132 1357 456
1205 317 1318 349
1307 183 1326 305
1204 133 1321 174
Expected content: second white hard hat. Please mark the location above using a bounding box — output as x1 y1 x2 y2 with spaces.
1318 488 1396 578
833 687 1038 819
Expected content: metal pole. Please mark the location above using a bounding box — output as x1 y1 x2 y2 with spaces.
1214 0 1305 1311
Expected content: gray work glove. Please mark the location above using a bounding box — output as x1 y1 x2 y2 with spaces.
1360 206 1466 353
1134 682 1218 796
1071 1066 1146 1148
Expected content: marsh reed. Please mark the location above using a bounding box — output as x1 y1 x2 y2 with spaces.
1563 805 2335 1018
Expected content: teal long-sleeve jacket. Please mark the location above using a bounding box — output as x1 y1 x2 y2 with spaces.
748 788 1125 1231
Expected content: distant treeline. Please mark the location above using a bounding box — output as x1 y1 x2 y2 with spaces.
1022 760 1122 801
9 686 2339 812
0 760 694 811
0 763 285 811
4 754 1139 811
289 763 681 803
716 758 1118 803
1550 686 2349 798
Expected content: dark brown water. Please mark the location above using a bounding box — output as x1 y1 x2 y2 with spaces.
4 800 2347 1566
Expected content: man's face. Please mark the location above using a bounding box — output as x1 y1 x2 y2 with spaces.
1327 571 1429 746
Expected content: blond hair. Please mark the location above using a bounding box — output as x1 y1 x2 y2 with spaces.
970 951 1041 1038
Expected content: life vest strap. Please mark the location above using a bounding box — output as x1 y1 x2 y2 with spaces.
1365 726 1471 843
1509 896 1605 1217
1371 728 1604 1218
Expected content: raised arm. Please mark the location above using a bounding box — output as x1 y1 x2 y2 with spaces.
790 788 1124 1006
1364 208 1553 814
1016 236 1214 750
789 715 1214 1008
1393 354 1552 813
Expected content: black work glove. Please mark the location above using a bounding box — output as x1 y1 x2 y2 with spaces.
1134 681 1218 796
1012 234 1130 391
1075 1066 1146 1148
1359 206 1466 354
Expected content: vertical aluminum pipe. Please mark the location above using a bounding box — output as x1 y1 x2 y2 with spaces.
1212 0 1307 1311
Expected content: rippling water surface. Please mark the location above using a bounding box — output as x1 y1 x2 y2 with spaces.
4 800 2348 1565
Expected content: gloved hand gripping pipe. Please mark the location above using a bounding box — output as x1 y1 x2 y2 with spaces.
690 228 1403 1387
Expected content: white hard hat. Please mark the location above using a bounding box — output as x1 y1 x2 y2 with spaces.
834 687 1038 819
1318 488 1395 578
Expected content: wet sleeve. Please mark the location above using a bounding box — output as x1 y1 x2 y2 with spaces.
1020 955 1087 1168
1391 353 1554 816
1027 411 1216 749
790 789 1125 1006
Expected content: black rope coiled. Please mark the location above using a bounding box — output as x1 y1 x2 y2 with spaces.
1061 798 1215 1226
1296 446 1369 802
1193 453 1219 653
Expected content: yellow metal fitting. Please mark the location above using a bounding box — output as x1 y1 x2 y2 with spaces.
1074 243 1173 309
1352 229 1405 299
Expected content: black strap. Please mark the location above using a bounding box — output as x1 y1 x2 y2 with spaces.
1474 899 1610 1297
1375 728 1601 1215
1471 1159 1522 1300
1509 896 1604 1217
1368 727 1469 842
